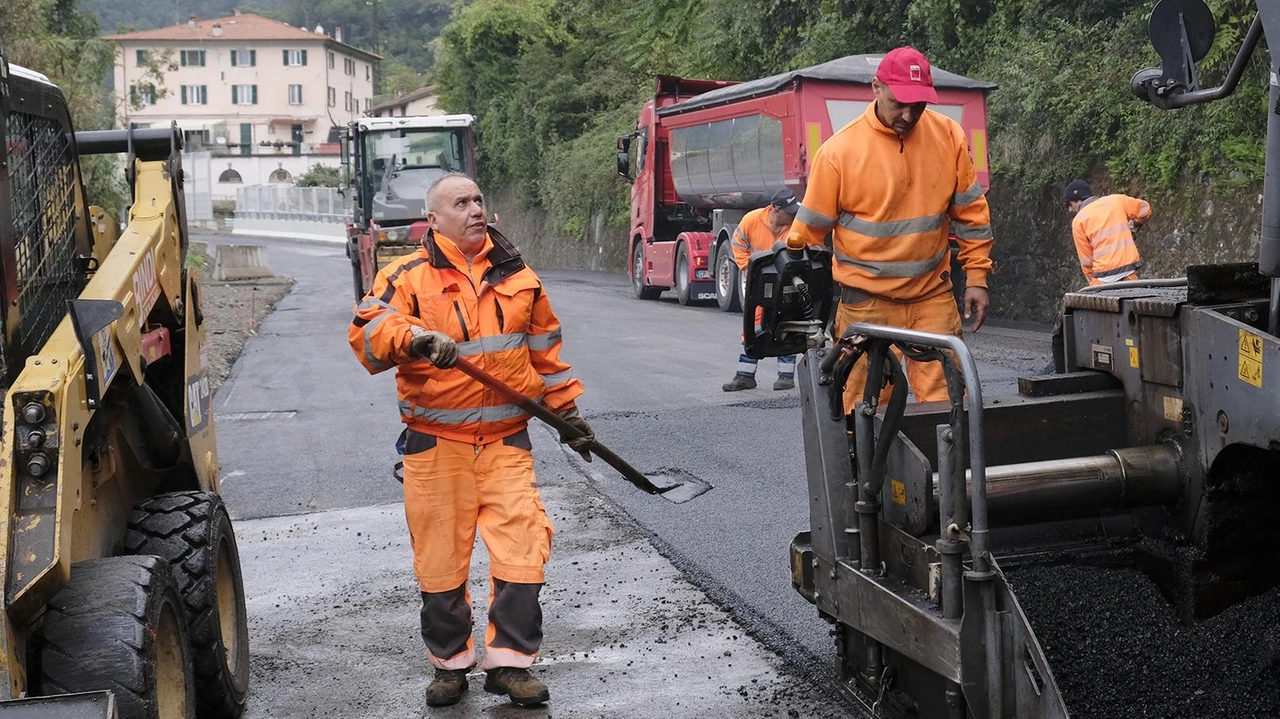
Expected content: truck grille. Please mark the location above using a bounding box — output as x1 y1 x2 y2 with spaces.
5 110 85 360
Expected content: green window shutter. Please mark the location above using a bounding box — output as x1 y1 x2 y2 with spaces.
181 86 187 104
199 50 206 66
232 85 238 104
250 50 256 66
301 49 307 66
180 53 187 67
252 85 258 104
136 49 146 64
230 50 237 67
130 86 138 104
283 50 289 65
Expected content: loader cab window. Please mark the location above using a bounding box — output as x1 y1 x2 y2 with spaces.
634 129 647 173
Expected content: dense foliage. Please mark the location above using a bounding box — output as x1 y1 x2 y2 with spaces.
431 0 1266 236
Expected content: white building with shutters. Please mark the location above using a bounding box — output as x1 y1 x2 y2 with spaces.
106 11 379 198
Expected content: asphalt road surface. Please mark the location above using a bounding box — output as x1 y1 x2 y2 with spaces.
203 233 1051 716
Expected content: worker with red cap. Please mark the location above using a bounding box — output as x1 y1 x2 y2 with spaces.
787 46 995 406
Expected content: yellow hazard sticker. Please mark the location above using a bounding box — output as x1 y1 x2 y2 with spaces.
1129 346 1140 368
1239 329 1264 388
891 479 906 506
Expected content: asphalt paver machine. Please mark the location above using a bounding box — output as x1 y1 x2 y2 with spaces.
756 1 1280 716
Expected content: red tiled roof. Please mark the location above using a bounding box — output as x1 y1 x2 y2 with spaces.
104 13 374 57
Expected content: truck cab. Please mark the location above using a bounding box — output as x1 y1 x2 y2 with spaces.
342 114 476 299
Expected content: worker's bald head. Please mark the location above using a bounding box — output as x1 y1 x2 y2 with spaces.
426 173 487 249
425 173 481 214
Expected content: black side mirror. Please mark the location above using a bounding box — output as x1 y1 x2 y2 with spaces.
616 151 631 182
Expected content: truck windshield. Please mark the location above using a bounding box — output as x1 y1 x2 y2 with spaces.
360 127 471 225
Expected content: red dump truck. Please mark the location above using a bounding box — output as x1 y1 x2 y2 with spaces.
616 54 995 311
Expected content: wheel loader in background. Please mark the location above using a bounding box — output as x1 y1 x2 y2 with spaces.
0 50 249 719
742 0 1280 716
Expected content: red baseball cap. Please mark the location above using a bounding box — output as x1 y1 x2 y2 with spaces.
875 47 938 105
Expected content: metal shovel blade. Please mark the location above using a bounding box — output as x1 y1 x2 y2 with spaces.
642 468 713 504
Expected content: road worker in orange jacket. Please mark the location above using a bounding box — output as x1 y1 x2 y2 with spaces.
788 46 995 406
348 174 591 709
1063 179 1151 285
723 188 801 392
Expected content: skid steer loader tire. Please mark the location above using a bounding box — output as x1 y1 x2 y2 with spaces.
126 492 250 719
38 555 195 719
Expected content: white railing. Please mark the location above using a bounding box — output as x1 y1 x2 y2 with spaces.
234 185 347 224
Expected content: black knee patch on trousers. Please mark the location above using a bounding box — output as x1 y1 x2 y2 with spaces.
489 579 543 656
421 585 471 661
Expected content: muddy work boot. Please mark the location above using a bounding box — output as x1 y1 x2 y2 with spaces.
484 667 550 706
722 374 757 392
773 375 795 391
425 668 469 707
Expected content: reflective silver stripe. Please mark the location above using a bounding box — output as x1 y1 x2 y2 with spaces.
399 400 412 415
1094 262 1141 282
1080 258 1093 269
1092 238 1138 261
358 298 395 313
951 222 993 241
457 332 528 357
796 205 837 229
413 403 530 425
952 182 984 208
834 248 948 278
1091 224 1130 243
362 313 394 371
838 211 944 238
731 235 750 251
540 369 573 388
528 329 562 352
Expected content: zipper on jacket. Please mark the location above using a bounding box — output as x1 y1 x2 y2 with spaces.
495 301 505 332
452 301 471 342
899 136 904 153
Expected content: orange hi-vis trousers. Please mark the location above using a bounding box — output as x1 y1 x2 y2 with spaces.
835 289 963 407
401 428 553 670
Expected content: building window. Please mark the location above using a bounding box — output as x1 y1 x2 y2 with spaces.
327 86 336 108
231 49 256 67
180 85 207 105
269 168 292 183
364 97 371 112
344 57 355 75
284 49 307 67
232 84 258 105
136 49 148 64
327 51 335 69
365 65 370 80
130 83 156 106
218 169 243 183
184 129 211 146
288 84 303 105
179 49 206 67
343 91 351 112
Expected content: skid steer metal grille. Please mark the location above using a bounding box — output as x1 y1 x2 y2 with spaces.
6 110 84 357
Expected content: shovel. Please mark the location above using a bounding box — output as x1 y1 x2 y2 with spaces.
452 357 710 502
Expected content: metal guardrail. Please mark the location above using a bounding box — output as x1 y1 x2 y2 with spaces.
234 185 346 224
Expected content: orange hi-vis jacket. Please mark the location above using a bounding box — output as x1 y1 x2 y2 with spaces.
790 103 994 301
1071 194 1150 285
730 206 792 271
349 226 583 445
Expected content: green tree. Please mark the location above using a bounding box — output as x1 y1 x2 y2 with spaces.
295 163 342 187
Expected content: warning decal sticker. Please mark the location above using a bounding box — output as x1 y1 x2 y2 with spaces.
1239 329 1264 388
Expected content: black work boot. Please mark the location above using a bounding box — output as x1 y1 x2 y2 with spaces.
722 374 757 392
425 668 469 707
773 375 795 391
484 667 550 706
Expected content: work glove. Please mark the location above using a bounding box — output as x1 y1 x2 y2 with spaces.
408 327 458 369
557 406 595 462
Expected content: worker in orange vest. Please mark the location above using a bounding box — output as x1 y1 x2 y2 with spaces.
787 46 995 406
348 174 592 709
723 188 802 391
1063 179 1151 285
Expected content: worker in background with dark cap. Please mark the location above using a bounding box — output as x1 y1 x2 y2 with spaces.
1063 179 1151 286
786 46 995 406
722 188 803 391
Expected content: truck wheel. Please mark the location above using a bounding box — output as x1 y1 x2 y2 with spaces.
351 257 365 302
38 555 195 719
126 492 250 719
715 244 742 313
632 242 661 300
675 244 694 306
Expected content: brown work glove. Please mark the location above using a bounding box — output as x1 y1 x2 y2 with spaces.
408 327 458 368
557 406 595 462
